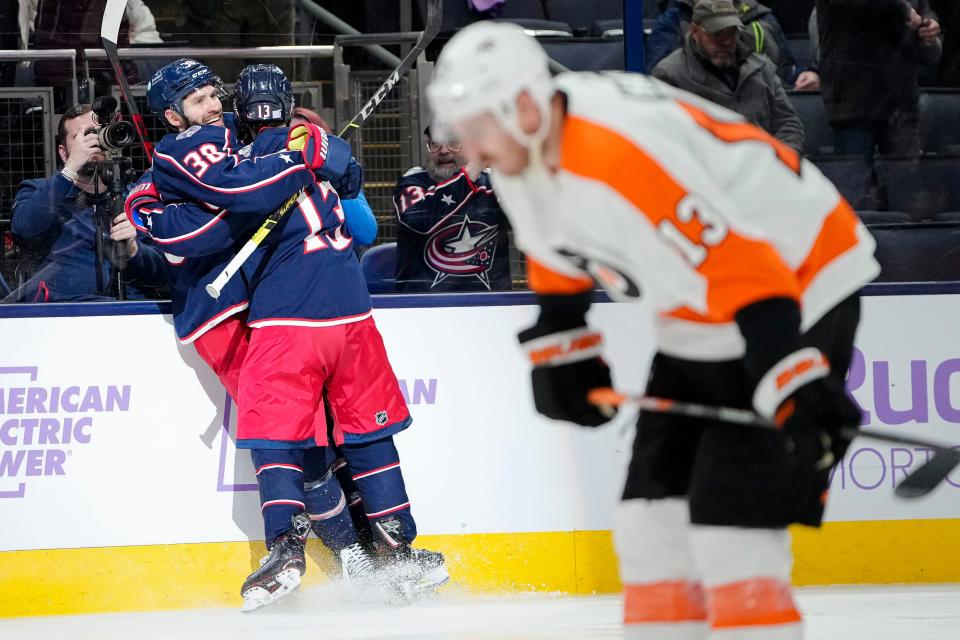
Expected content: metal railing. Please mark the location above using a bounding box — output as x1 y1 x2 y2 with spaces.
0 50 79 106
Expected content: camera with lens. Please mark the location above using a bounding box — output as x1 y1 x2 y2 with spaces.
84 96 137 153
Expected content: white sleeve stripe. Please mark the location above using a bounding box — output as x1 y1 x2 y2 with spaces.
752 347 830 419
150 209 229 244
153 150 306 194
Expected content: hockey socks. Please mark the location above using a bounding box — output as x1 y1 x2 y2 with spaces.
303 457 359 552
252 447 360 549
340 437 416 541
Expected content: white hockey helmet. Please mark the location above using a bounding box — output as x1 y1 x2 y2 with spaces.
427 21 555 146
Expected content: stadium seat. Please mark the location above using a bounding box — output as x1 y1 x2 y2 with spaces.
360 243 398 294
934 211 960 222
494 18 573 36
592 19 625 37
813 156 876 210
544 0 623 33
856 210 910 225
919 90 960 155
875 156 960 221
870 222 960 282
788 92 834 156
541 39 625 71
497 0 548 21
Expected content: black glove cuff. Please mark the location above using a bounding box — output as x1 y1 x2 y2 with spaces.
518 291 592 344
735 296 806 384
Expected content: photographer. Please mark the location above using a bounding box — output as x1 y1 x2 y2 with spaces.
10 104 165 302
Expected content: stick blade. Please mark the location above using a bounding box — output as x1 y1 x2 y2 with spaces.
894 448 960 499
100 0 128 44
423 0 444 37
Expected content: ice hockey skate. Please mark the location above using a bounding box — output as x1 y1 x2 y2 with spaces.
372 516 450 600
339 541 378 584
240 513 312 612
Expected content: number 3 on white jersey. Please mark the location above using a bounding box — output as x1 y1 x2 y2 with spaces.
183 144 227 178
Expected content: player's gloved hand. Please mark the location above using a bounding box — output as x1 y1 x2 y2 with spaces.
327 156 363 200
123 176 161 231
286 123 327 167
754 347 862 470
518 321 614 428
286 123 352 183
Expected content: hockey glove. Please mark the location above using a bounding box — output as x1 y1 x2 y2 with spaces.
737 298 861 470
286 123 352 184
327 156 363 200
518 293 615 427
123 175 162 232
771 372 862 470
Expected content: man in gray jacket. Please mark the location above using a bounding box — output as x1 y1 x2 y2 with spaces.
653 0 804 152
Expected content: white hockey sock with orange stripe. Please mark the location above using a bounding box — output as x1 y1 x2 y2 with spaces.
690 525 802 639
616 499 709 639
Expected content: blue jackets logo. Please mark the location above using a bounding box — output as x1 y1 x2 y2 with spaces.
424 216 499 290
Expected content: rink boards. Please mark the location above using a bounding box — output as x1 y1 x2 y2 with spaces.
2 290 960 616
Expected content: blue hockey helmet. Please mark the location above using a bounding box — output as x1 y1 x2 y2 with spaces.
147 58 224 128
233 64 294 126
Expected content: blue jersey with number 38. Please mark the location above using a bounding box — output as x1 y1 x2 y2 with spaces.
143 122 371 333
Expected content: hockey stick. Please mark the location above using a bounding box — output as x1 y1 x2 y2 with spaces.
588 388 960 500
101 0 153 157
205 0 444 299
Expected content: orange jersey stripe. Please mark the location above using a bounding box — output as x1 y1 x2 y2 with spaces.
707 578 802 629
677 101 802 176
527 257 593 295
797 198 862 291
623 580 708 624
561 115 800 323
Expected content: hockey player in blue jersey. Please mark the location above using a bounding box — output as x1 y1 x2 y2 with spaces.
127 59 447 609
229 63 447 604
126 58 384 611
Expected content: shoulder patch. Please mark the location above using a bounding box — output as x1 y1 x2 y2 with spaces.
177 125 201 140
238 144 253 158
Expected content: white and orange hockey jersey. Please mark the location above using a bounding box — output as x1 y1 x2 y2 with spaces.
494 72 880 361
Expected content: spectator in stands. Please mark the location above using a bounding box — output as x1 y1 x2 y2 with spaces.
23 0 162 109
183 0 293 81
646 0 798 84
817 0 941 157
930 0 959 86
771 0 814 36
653 0 805 152
792 8 820 91
9 104 164 302
392 125 512 293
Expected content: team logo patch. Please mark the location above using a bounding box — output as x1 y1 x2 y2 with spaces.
238 144 253 158
424 215 499 290
557 248 643 301
375 410 389 426
177 125 201 140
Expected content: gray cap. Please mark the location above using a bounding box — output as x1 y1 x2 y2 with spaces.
692 0 743 34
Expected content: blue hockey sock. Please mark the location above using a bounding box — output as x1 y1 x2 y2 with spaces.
303 455 359 552
341 437 417 542
250 448 308 546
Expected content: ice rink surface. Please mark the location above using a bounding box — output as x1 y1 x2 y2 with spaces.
3 584 959 639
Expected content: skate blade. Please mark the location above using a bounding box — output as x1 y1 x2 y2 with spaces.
240 568 301 612
398 565 450 601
